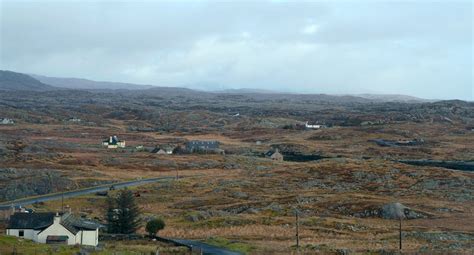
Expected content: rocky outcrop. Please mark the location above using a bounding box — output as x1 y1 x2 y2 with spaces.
0 168 76 201
354 202 426 219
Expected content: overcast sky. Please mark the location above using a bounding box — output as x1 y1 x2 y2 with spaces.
0 0 472 100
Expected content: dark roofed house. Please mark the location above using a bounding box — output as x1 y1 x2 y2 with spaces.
151 145 175 155
7 212 101 246
186 140 220 153
0 118 14 125
102 135 126 149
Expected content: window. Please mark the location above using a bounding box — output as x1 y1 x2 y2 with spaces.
19 230 24 237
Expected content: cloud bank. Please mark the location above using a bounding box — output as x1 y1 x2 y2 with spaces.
0 0 472 99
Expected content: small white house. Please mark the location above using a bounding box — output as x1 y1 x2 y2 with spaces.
68 117 82 122
6 212 102 246
0 118 14 125
102 135 126 149
305 121 322 129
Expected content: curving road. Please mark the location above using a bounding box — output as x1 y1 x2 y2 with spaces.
0 176 177 210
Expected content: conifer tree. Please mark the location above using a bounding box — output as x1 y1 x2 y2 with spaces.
106 189 141 234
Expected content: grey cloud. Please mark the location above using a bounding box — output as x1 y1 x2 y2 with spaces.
0 0 472 100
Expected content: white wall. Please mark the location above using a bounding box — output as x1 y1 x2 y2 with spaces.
77 229 99 246
6 229 38 241
36 218 77 245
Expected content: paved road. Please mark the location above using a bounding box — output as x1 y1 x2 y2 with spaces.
173 239 243 255
0 176 177 210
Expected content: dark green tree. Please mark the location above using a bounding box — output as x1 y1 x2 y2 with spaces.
105 195 119 233
106 189 141 234
146 218 165 237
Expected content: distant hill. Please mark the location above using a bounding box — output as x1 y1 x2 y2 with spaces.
355 93 432 103
214 88 283 94
31 74 154 90
0 70 57 91
13 71 434 103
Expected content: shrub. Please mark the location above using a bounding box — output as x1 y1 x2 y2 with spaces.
146 218 165 237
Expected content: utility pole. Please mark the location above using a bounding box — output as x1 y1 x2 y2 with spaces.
295 208 300 250
61 192 64 213
399 217 402 250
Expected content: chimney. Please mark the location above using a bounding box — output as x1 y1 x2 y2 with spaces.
54 212 61 224
109 136 113 143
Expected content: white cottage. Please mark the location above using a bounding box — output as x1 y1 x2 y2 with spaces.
305 121 322 129
6 212 101 246
102 135 126 149
0 118 14 125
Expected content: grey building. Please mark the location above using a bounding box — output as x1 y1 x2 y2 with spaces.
186 140 219 152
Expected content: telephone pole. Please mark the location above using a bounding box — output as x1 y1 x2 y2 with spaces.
61 192 64 213
295 208 299 250
399 217 402 250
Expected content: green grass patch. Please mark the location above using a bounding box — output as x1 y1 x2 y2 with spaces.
0 235 79 255
204 236 255 254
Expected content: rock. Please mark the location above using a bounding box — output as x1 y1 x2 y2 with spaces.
380 202 407 219
264 202 282 213
185 211 211 222
0 168 76 201
336 248 351 255
231 191 249 199
354 202 426 219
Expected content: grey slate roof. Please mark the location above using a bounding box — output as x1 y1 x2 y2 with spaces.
60 213 102 234
186 140 219 151
7 212 55 230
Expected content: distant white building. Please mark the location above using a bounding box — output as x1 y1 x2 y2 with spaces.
6 212 101 246
102 136 126 149
305 121 322 129
68 117 82 122
0 118 14 125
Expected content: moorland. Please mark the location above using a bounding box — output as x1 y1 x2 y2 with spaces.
0 70 473 254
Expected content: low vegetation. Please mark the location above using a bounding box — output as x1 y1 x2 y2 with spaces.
0 85 472 254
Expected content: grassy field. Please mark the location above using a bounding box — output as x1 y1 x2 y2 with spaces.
0 235 189 255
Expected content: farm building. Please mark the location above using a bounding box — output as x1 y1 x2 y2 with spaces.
102 136 125 149
151 145 175 155
6 212 102 246
305 121 322 129
270 149 284 161
0 118 14 125
67 117 82 122
186 140 219 153
265 148 284 161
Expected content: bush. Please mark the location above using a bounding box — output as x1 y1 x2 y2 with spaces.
146 218 165 237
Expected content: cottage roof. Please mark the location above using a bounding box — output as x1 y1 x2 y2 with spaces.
103 136 122 145
186 140 219 150
60 213 102 234
7 212 55 230
151 145 175 153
